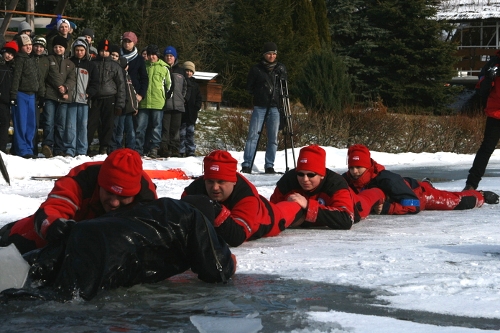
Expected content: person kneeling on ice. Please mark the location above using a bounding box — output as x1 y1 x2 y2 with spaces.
343 144 500 215
1 197 236 301
0 148 157 254
182 150 304 247
270 145 386 229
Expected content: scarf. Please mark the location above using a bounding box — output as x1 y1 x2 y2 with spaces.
122 47 138 63
261 59 277 72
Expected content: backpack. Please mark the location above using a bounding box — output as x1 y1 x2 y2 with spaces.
124 72 138 114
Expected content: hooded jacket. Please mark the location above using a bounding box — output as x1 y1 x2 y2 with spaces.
39 53 76 102
163 61 186 112
139 58 171 110
92 55 126 109
69 39 99 104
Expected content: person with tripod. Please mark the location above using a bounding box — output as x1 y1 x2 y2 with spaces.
241 42 286 174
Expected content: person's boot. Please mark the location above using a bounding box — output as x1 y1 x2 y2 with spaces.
42 145 53 158
481 190 500 204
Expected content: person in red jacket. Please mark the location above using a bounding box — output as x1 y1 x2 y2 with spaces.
182 150 304 247
343 144 499 215
0 148 158 254
270 145 385 229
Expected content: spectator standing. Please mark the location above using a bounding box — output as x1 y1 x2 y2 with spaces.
80 28 98 59
46 18 73 57
160 46 186 158
0 41 17 153
13 21 32 39
241 42 286 174
87 39 126 155
121 31 148 149
68 38 99 156
38 35 76 157
31 36 48 156
10 35 41 158
135 45 171 158
179 61 202 157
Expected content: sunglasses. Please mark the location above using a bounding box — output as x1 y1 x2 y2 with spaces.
297 172 318 178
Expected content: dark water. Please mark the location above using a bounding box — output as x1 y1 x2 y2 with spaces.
1 273 499 332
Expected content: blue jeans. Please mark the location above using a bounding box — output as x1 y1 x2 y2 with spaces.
41 99 58 148
242 106 280 169
135 109 163 155
11 92 36 157
67 103 88 156
179 123 196 155
54 103 73 156
111 113 136 152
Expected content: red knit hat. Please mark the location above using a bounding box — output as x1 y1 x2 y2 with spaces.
297 145 326 176
203 150 237 182
1 41 19 55
98 148 143 196
347 144 372 168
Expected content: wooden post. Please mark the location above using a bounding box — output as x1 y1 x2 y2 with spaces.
0 0 20 45
26 0 35 32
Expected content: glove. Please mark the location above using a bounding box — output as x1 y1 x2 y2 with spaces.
38 99 45 108
213 202 231 227
45 218 76 242
114 107 122 116
10 99 16 106
166 90 173 99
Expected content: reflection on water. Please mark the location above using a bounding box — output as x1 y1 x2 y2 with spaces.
1 272 499 332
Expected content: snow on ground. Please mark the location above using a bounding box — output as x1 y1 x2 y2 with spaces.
1 147 500 332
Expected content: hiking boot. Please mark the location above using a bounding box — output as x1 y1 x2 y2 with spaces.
41 145 53 158
463 184 476 191
241 166 251 174
265 167 276 174
481 191 500 204
148 148 159 159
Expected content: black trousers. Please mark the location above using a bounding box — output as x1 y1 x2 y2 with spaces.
0 103 10 153
87 96 115 153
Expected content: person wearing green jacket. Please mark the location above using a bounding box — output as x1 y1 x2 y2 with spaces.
135 44 171 158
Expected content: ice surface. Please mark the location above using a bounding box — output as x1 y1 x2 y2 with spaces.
190 315 263 333
0 243 29 292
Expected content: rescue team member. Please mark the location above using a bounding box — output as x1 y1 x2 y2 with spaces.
182 150 305 247
343 144 499 215
270 145 386 228
0 148 157 254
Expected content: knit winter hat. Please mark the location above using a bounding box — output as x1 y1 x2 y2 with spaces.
163 45 177 59
81 28 95 40
109 44 120 55
72 38 88 51
203 150 238 182
262 42 278 55
297 145 326 176
183 61 195 73
347 144 372 169
146 44 159 56
18 21 32 33
56 18 70 31
18 34 31 47
97 39 110 52
1 40 19 55
32 36 47 48
122 31 138 44
98 148 143 196
52 35 67 49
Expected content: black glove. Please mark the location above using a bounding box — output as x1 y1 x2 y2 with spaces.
211 200 222 217
45 218 76 242
38 99 45 108
10 99 16 106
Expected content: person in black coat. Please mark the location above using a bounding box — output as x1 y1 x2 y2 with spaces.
0 41 17 153
179 61 202 157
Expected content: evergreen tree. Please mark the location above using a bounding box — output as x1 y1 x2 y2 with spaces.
312 0 332 47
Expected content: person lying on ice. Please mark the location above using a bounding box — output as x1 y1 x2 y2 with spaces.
182 150 304 247
1 197 236 301
342 144 500 215
269 145 386 229
0 148 157 254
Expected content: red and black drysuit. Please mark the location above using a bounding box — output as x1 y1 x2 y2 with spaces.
343 159 484 215
270 169 385 229
182 174 304 247
0 161 158 254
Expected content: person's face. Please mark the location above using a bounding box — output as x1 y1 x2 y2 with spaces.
348 166 367 180
99 49 110 58
185 69 194 78
164 54 175 65
84 35 92 45
204 179 235 202
296 170 323 191
99 187 135 212
2 51 14 61
53 45 65 55
110 52 120 61
58 22 70 36
264 52 277 63
21 43 32 54
122 38 134 51
141 50 147 60
33 44 45 55
148 54 158 63
74 46 86 59
22 31 31 36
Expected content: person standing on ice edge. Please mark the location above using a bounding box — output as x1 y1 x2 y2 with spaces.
241 42 286 174
464 56 500 191
343 144 499 215
0 148 158 254
182 150 304 247
270 145 386 229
